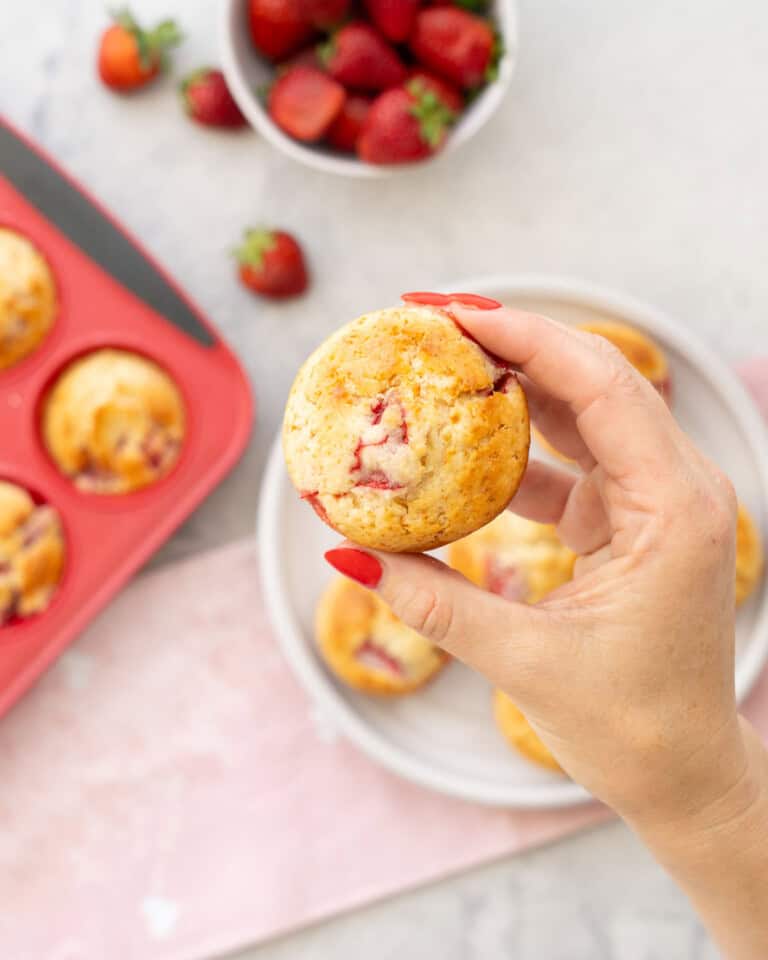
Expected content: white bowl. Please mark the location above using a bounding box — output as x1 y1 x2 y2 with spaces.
219 0 518 178
258 276 768 807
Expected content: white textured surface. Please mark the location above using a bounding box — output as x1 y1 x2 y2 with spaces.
2 0 767 956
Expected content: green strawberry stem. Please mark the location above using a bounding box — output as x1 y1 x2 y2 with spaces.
111 6 182 71
233 229 277 269
317 36 336 70
180 67 212 113
407 81 457 148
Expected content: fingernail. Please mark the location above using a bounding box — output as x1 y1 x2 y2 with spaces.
449 293 502 310
324 548 383 587
401 291 451 307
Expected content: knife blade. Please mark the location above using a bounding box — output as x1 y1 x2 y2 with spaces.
0 119 214 347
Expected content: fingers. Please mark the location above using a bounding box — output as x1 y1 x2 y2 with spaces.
557 467 612 555
518 374 595 469
451 304 682 489
325 544 550 691
507 459 576 524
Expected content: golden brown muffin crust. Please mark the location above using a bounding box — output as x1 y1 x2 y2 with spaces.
283 306 530 552
449 512 576 605
42 349 186 494
0 228 56 371
315 576 448 695
493 689 562 772
0 481 65 623
736 502 764 606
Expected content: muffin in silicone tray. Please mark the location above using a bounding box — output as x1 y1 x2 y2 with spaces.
42 348 186 494
0 227 56 371
0 480 65 624
0 120 251 721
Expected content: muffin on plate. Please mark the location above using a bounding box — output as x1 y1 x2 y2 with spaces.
535 319 671 462
448 511 576 604
283 304 530 552
578 320 671 403
493 689 561 772
736 502 764 607
42 349 185 494
0 227 56 371
0 481 65 624
315 576 449 695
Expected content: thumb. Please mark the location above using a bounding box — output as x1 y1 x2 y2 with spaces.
324 544 552 693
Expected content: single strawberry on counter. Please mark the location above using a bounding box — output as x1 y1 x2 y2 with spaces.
98 8 181 91
234 229 309 299
181 68 246 127
298 0 351 29
364 0 421 43
320 23 407 92
357 77 457 164
249 0 314 61
407 68 464 111
410 8 495 89
269 65 345 141
326 95 372 152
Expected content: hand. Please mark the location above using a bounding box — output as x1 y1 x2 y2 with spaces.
325 304 764 823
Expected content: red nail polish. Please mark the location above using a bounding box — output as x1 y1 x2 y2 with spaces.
401 291 451 307
324 548 382 588
449 293 501 310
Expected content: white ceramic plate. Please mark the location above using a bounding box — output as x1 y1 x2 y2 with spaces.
258 276 768 808
219 0 518 178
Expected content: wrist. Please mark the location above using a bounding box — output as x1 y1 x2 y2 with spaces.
626 717 768 868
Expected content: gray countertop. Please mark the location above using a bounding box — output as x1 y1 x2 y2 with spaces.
4 0 767 956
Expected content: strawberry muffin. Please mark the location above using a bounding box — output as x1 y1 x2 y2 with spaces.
42 349 185 494
579 320 671 403
0 481 65 624
315 576 449 695
448 511 576 604
0 228 56 371
536 319 671 461
283 304 530 552
736 502 764 607
493 689 562 772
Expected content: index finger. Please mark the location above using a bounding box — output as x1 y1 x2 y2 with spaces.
450 303 681 482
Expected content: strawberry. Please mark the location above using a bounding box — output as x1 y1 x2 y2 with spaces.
180 68 246 127
297 0 351 29
320 23 407 92
326 95 371 152
364 0 421 43
357 79 457 164
410 8 494 89
97 8 181 91
407 68 464 111
248 0 314 61
234 229 309 299
276 45 323 72
268 66 345 141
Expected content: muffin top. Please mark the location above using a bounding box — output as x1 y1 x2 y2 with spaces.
42 349 186 494
0 481 65 623
493 689 561 772
449 511 576 605
315 576 447 695
283 305 530 552
0 228 56 371
736 502 764 607
578 320 670 396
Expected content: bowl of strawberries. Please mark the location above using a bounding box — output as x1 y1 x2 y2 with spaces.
219 0 517 175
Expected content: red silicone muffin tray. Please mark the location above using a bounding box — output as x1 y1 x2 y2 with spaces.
0 118 253 715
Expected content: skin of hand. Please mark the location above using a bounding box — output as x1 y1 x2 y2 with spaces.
325 303 768 958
